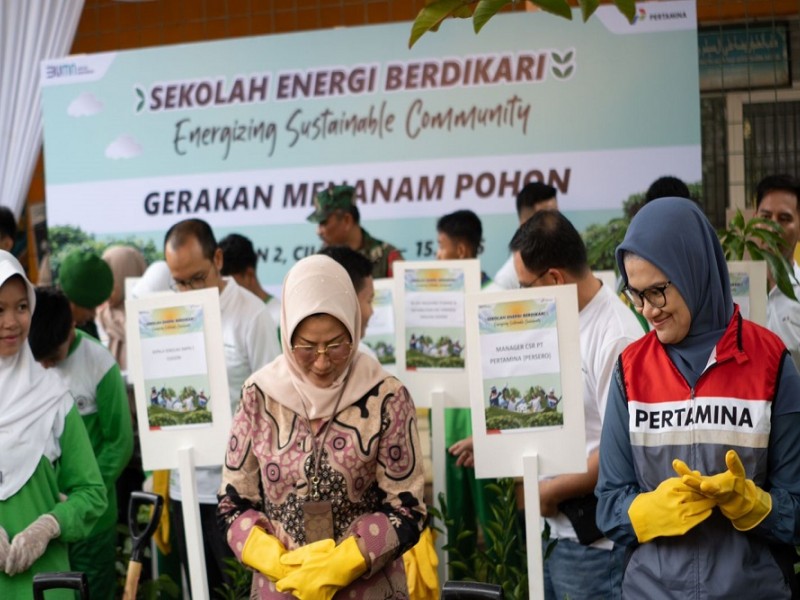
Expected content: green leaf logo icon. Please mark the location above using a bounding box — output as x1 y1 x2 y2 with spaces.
550 50 576 79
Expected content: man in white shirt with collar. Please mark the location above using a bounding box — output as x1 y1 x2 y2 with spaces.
757 174 800 371
164 218 280 594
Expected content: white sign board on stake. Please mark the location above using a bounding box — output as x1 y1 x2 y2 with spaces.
465 285 584 600
125 287 231 600
727 260 767 326
393 259 481 409
465 285 585 479
362 277 397 376
523 454 545 600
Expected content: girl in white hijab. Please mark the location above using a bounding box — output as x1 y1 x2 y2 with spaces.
218 255 426 600
0 251 106 599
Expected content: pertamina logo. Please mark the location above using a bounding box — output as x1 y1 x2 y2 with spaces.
632 5 689 25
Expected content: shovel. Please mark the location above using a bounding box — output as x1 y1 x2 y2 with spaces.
123 491 164 600
32 571 89 599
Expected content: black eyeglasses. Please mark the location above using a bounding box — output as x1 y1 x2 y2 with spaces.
291 341 352 364
520 269 549 288
624 281 672 309
170 266 212 290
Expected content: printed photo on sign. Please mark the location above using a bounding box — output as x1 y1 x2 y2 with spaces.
138 304 213 430
483 377 563 432
404 268 466 370
145 374 212 429
363 281 396 366
726 260 767 326
478 297 562 433
729 271 751 319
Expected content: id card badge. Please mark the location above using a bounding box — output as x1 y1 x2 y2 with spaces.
303 500 334 542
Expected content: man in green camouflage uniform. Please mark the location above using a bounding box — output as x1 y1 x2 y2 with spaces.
308 185 403 279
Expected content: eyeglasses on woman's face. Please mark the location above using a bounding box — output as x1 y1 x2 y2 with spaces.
291 340 353 364
624 281 672 309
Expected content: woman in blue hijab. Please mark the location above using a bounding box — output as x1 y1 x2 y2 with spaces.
596 198 800 599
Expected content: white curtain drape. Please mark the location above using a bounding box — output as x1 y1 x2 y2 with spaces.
0 1 84 219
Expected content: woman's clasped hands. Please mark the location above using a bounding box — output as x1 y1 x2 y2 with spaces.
241 527 368 600
675 449 773 531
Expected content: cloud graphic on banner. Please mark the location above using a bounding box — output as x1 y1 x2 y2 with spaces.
67 92 103 117
105 135 142 159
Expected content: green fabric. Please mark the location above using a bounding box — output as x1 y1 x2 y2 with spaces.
72 330 133 534
307 184 356 222
58 250 113 308
444 408 496 543
359 227 402 279
0 406 106 599
69 524 118 600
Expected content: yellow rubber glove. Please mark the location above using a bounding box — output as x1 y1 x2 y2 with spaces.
684 449 772 531
241 527 292 582
276 536 367 600
403 528 439 600
628 460 717 543
279 538 336 569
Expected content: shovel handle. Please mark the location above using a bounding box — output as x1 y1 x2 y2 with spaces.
32 572 90 600
122 560 143 600
128 491 164 563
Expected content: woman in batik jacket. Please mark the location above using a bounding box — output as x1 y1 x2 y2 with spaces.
218 254 425 600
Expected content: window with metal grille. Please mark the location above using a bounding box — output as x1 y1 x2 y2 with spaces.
743 100 800 205
701 96 728 228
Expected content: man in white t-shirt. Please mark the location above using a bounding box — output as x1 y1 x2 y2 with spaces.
493 181 559 289
510 210 644 600
164 218 280 594
219 232 282 331
756 174 800 372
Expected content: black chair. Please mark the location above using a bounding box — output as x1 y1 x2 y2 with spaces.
33 572 90 599
441 580 504 599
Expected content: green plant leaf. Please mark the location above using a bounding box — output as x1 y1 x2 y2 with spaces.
409 0 474 48
530 0 573 20
763 251 799 301
612 0 636 22
484 483 503 495
577 0 600 21
473 0 511 34
731 209 745 231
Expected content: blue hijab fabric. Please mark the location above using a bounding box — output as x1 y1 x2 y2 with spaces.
616 198 734 384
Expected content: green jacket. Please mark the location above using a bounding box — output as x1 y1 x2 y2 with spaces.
0 406 106 599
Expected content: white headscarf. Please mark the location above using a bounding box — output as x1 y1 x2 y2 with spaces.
252 255 388 420
0 251 73 500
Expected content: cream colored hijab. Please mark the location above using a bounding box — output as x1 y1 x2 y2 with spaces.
0 251 72 500
253 254 388 420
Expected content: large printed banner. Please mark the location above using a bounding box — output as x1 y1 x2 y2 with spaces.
41 1 700 288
